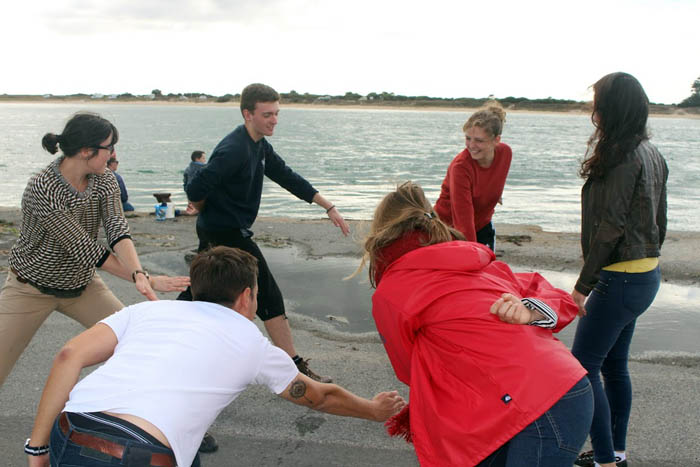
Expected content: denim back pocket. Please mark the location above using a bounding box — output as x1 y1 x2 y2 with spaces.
544 379 593 453
621 268 661 314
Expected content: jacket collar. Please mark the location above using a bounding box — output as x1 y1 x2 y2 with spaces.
375 231 495 284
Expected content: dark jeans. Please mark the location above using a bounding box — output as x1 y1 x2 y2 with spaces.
504 376 593 466
177 226 286 320
479 377 593 466
49 412 199 467
476 221 496 252
571 267 661 464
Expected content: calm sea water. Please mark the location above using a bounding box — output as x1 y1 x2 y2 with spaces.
1 102 698 232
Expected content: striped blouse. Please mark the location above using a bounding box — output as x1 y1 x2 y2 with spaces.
9 157 131 292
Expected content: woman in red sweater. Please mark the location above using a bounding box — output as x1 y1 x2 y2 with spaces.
434 103 511 251
359 182 592 466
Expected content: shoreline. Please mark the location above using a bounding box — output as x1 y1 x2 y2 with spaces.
2 208 698 287
2 98 699 119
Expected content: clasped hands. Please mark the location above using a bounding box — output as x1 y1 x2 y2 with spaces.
489 293 544 325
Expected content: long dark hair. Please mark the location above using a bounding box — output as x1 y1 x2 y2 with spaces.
41 112 119 158
579 72 649 180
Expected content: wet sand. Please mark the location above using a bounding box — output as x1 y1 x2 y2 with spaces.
1 209 699 466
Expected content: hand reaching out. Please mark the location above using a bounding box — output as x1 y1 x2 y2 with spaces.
371 390 407 422
327 206 350 236
134 274 190 301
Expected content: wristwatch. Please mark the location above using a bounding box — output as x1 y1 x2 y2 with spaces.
131 269 150 283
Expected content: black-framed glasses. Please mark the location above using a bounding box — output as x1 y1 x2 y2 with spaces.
95 144 115 154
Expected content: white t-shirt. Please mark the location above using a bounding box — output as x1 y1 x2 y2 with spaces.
63 300 298 467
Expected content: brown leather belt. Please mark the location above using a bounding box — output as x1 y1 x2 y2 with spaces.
59 413 176 467
10 267 85 297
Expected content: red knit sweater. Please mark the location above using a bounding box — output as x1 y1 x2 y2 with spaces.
434 143 512 240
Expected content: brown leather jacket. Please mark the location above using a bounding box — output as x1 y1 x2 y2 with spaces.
575 140 668 295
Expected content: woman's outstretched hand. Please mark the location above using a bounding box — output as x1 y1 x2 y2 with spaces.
134 274 190 301
150 275 190 293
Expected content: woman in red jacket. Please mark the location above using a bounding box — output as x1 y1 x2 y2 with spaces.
434 103 511 251
360 182 592 466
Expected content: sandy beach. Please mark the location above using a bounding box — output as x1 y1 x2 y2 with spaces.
1 208 699 466
3 97 700 119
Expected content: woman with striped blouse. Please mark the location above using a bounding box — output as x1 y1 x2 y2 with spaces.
0 112 190 387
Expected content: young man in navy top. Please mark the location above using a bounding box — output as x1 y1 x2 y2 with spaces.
184 83 349 384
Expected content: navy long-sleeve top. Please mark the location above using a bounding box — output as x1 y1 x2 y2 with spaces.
113 171 128 204
186 125 318 231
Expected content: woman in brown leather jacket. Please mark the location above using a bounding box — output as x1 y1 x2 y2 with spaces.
571 72 668 467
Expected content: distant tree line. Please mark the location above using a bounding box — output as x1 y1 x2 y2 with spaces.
3 79 699 111
678 77 700 107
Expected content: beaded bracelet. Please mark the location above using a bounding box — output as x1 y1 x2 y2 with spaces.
326 205 336 213
24 438 50 456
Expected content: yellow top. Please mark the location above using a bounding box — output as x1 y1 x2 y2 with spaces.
602 257 659 273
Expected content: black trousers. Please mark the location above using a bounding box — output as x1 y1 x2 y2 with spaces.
177 226 286 321
476 221 496 252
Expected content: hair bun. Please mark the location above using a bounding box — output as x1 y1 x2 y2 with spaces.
41 133 61 155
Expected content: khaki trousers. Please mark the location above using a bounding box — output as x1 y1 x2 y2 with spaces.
0 272 123 386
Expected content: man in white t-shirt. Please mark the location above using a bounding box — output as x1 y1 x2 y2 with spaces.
25 247 405 467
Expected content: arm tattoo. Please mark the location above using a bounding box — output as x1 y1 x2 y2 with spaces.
289 380 313 403
290 380 306 398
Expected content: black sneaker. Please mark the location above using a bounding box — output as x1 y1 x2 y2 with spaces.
575 450 594 466
575 450 595 466
296 358 332 383
574 450 628 466
198 431 218 453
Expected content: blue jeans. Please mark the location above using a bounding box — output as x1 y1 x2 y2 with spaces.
504 376 593 466
50 412 200 467
122 201 135 212
571 267 661 464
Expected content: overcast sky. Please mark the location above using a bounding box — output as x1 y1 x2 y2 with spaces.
3 0 698 104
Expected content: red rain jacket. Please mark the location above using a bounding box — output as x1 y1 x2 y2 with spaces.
372 241 585 466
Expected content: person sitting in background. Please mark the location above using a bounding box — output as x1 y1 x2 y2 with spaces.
356 181 592 466
184 150 207 191
107 155 134 212
25 246 405 467
183 150 206 215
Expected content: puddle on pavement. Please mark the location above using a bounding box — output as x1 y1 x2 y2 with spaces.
140 245 375 334
514 267 700 355
142 246 700 354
